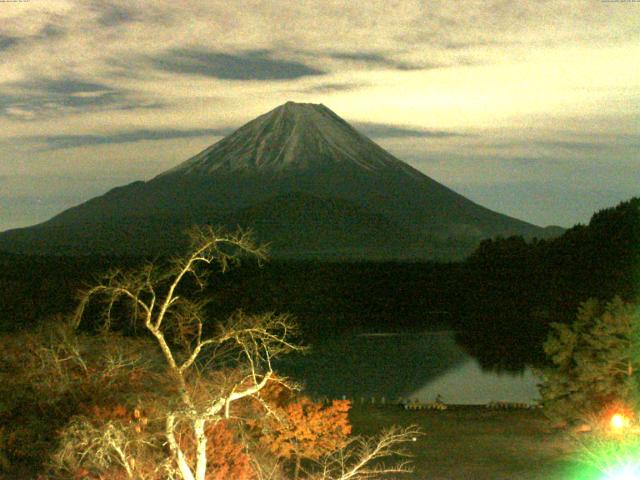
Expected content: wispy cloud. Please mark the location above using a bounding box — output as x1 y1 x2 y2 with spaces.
299 82 368 93
438 40 498 50
0 0 637 230
355 122 465 139
487 136 640 156
36 23 65 40
0 23 64 54
152 48 325 80
29 127 233 150
534 140 621 153
94 3 138 27
24 78 112 95
0 77 160 120
0 34 18 51
327 51 425 70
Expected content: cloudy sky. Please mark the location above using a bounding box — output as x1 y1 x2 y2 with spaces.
0 0 638 231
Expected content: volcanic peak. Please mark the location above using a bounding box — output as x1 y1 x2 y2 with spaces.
159 101 411 177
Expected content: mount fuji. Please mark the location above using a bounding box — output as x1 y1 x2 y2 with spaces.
0 102 556 259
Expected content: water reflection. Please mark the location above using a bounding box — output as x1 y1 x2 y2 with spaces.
408 356 540 405
454 330 544 373
276 330 541 404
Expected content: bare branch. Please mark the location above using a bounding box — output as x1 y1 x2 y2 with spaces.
67 226 301 480
178 337 217 375
309 425 422 480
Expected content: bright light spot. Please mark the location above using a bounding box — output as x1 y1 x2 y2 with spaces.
610 413 630 432
603 461 640 480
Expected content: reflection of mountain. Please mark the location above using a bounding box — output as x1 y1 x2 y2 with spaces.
0 102 552 259
409 358 541 405
276 331 540 403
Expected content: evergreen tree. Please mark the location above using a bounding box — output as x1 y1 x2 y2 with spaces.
539 297 640 425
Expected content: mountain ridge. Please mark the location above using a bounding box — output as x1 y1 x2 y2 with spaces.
0 101 558 259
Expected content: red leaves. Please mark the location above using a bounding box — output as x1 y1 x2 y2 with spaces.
176 421 256 480
81 403 151 435
204 422 255 480
256 383 352 461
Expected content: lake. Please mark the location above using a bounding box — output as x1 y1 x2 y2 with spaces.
276 330 541 405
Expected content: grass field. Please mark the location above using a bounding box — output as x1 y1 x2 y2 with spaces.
348 404 603 480
0 403 608 479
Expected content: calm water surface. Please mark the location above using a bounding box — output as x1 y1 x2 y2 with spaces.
276 330 541 404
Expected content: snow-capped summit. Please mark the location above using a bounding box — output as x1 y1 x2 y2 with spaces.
160 101 418 176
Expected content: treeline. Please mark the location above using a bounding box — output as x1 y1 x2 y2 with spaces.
0 254 145 331
0 252 462 336
1 198 637 369
454 197 640 369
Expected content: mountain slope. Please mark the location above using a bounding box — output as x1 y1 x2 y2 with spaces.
0 102 553 258
213 191 416 260
160 101 417 175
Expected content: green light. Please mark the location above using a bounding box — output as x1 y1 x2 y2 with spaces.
574 431 640 480
602 462 640 480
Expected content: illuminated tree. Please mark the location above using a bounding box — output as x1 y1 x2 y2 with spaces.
71 226 302 480
3 227 420 479
252 382 352 479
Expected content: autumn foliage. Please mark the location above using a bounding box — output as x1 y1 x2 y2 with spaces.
177 421 255 480
0 311 350 479
257 383 351 460
52 375 352 480
1 229 417 479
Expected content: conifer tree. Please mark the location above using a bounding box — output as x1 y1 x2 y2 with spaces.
539 297 640 425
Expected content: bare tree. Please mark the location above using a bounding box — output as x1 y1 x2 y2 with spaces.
308 425 421 480
66 226 420 480
74 226 303 480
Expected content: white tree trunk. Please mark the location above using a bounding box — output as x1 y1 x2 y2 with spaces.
194 418 208 480
166 414 196 480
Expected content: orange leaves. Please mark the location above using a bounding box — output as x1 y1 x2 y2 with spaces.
256 383 352 462
267 398 351 460
112 404 128 418
204 422 256 480
84 403 127 421
176 421 256 480
127 367 146 384
81 403 151 436
72 467 92 479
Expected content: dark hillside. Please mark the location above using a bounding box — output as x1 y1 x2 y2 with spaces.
454 197 640 369
1 198 636 370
